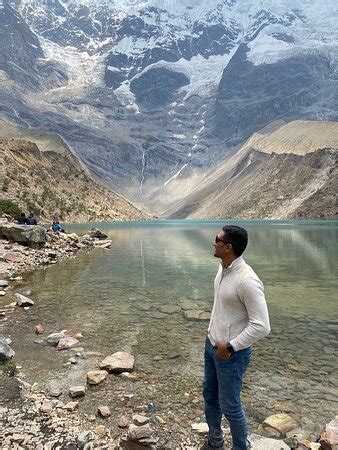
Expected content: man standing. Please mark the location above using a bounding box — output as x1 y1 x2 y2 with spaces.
202 225 270 450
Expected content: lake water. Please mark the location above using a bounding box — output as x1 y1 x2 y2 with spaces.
7 219 338 443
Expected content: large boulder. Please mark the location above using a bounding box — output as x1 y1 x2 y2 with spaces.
0 335 15 360
89 228 108 240
0 224 46 247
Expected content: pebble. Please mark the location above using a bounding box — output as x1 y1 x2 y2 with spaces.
35 324 44 335
95 425 109 437
48 388 62 398
133 414 150 426
63 401 79 412
97 406 111 418
86 370 108 385
117 416 129 428
69 386 86 398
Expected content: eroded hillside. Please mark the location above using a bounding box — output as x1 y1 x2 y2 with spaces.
0 134 148 223
169 121 337 220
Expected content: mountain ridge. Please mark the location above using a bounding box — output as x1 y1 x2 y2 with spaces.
1 0 337 214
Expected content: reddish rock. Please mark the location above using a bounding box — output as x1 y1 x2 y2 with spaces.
4 253 19 263
319 416 338 450
40 401 53 414
118 416 129 428
35 324 44 335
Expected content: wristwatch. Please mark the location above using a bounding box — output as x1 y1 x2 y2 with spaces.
226 342 235 355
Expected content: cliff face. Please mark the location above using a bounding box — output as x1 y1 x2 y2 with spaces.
0 126 148 223
168 121 338 220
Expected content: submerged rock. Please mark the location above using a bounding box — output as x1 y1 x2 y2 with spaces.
0 335 15 360
99 351 135 373
34 324 44 335
262 413 297 436
13 293 34 307
57 336 79 350
159 305 181 314
184 310 202 320
47 330 68 346
89 228 108 240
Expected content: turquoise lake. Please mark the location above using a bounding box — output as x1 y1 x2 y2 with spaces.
9 219 338 439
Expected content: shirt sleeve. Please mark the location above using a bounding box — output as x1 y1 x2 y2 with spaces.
229 276 270 351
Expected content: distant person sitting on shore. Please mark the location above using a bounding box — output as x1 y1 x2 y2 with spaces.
26 212 37 225
51 221 65 233
16 212 28 225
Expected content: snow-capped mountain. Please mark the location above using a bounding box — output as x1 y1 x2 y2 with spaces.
1 0 337 212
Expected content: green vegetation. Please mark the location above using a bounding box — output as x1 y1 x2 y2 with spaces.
2 177 10 192
0 199 21 218
18 175 29 186
0 359 17 370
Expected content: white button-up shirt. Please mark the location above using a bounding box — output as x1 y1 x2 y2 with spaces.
208 256 270 351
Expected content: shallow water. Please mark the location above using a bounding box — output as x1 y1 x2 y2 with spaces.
6 219 338 435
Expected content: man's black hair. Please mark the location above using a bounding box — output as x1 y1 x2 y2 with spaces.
222 225 248 256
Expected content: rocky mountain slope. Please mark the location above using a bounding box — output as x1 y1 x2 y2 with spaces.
168 120 338 219
0 0 336 213
0 120 148 222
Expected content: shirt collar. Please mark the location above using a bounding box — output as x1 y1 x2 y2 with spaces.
222 256 245 271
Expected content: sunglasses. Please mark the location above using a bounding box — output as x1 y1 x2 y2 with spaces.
215 236 230 245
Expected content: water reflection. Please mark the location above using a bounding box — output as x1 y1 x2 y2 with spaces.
8 220 338 430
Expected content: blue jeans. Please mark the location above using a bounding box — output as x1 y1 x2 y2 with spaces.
203 337 252 450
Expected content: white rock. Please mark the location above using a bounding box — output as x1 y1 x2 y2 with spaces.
13 293 34 307
47 330 68 346
250 433 291 449
191 422 209 434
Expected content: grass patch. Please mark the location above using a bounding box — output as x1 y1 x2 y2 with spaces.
0 199 21 218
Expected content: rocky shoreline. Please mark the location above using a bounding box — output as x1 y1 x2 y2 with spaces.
0 219 337 449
